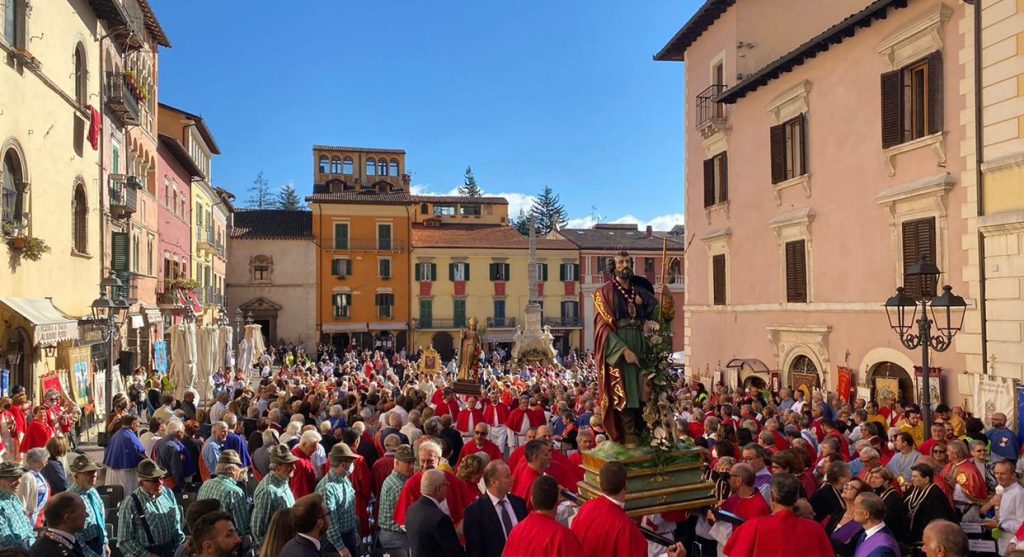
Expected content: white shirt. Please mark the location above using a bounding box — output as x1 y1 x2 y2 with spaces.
791 400 806 415
487 491 520 533
862 522 886 541
999 482 1024 553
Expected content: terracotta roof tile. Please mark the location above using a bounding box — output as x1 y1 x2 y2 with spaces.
559 227 686 251
411 225 574 250
411 195 509 205
307 192 413 204
231 210 312 240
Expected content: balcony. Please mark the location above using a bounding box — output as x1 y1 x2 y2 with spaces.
205 287 223 307
487 317 517 328
696 84 727 138
112 272 138 304
196 226 215 253
544 316 582 329
105 71 141 125
108 174 138 218
413 318 465 330
330 239 405 253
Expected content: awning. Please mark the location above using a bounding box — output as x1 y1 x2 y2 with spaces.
484 331 515 343
142 306 162 326
369 322 407 331
725 358 771 373
0 297 80 346
321 323 370 333
129 314 145 329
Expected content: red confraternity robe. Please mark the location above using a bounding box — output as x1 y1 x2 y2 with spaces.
502 512 584 557
723 509 835 557
570 496 647 557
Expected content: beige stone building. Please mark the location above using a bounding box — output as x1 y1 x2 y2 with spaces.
227 210 317 346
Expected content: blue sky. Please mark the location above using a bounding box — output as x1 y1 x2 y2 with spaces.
152 1 700 230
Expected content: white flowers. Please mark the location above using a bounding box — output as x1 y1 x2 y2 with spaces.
650 335 663 346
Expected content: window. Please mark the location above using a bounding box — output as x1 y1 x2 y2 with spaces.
377 223 392 250
490 262 510 281
534 263 548 282
434 204 456 216
319 155 330 174
460 204 481 217
254 265 270 282
420 203 429 214
597 257 608 275
712 254 726 306
449 262 469 281
366 159 376 176
1 148 27 231
389 160 399 177
785 240 807 303
770 115 807 183
332 293 352 319
419 299 432 327
330 258 352 277
147 235 154 275
712 60 726 118
559 263 580 282
3 0 24 47
454 299 466 327
71 183 87 253
493 299 506 322
112 140 120 174
881 52 943 148
328 157 341 174
703 152 728 207
74 44 87 106
132 231 140 273
343 157 354 175
643 258 655 279
333 222 349 249
378 258 391 279
561 301 579 324
669 259 682 282
416 262 437 281
196 202 203 227
902 217 937 298
375 293 394 318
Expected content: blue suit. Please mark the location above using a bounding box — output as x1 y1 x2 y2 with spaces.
102 427 145 470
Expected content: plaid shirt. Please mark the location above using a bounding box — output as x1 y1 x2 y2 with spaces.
377 470 410 533
68 484 106 557
317 470 357 549
116 487 184 557
198 474 252 536
252 471 295 543
0 490 35 548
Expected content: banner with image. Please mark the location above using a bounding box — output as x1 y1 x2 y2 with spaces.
974 373 1016 429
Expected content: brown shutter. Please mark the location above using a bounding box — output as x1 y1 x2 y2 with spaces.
712 254 726 305
901 217 936 297
719 152 728 202
881 70 902 148
770 123 786 184
799 113 808 175
785 240 807 303
703 158 715 208
926 51 944 135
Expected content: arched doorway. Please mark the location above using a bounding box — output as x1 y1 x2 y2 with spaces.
869 361 914 407
330 333 349 353
788 355 821 399
742 376 768 390
432 332 455 362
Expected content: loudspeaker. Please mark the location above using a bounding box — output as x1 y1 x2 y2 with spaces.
118 350 137 375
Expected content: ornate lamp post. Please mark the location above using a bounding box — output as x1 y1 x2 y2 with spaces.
884 257 967 433
91 271 130 416
231 308 244 343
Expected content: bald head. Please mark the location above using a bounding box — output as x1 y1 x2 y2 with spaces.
923 520 968 557
535 425 553 441
421 469 448 502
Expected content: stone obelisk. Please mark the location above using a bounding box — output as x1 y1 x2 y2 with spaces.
511 216 557 369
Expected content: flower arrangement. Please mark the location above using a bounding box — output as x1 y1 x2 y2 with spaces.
165 277 200 290
8 235 50 261
639 312 686 453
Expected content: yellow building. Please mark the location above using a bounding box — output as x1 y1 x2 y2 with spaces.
309 146 412 352
409 200 581 359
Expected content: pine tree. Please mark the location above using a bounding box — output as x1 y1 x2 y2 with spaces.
511 208 532 236
277 184 303 210
529 186 568 234
458 166 483 197
248 171 276 209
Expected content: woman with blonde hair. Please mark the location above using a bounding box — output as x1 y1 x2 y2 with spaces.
259 508 296 557
456 453 488 494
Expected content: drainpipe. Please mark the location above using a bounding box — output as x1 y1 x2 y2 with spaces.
963 0 988 372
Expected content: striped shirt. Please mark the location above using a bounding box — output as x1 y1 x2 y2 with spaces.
68 484 106 557
252 471 295 543
0 490 35 548
197 474 252 536
317 470 357 550
378 470 410 533
116 487 184 557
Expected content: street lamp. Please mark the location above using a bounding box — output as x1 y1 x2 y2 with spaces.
245 311 253 326
884 256 966 433
91 271 130 417
231 308 244 345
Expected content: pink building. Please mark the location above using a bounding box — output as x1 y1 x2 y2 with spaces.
657 0 973 406
156 133 199 330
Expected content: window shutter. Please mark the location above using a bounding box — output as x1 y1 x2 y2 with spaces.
540 264 548 282
799 113 808 175
449 263 456 281
712 254 726 306
504 263 511 280
881 70 902 148
489 263 497 281
770 123 786 184
703 158 715 208
559 264 566 282
926 51 943 135
464 263 470 281
902 217 936 297
331 259 341 276
785 240 807 303
719 153 729 202
415 264 422 281
111 232 129 273
430 263 437 281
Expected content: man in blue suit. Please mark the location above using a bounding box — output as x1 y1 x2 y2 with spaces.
853 492 901 557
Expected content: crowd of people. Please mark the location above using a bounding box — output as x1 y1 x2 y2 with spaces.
0 339 1012 557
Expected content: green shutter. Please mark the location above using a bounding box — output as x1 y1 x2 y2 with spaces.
559 264 566 282
331 259 341 276
541 263 548 282
573 264 580 281
490 263 497 281
449 263 456 281
111 231 130 300
464 263 470 281
415 264 422 281
430 263 437 281
504 263 511 280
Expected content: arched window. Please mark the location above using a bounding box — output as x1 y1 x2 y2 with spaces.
1 147 27 231
420 203 429 214
318 155 330 174
366 159 376 176
74 43 87 105
343 157 353 175
330 156 342 174
72 183 87 253
389 159 399 177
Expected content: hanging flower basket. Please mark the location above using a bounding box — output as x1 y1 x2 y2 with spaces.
7 235 49 261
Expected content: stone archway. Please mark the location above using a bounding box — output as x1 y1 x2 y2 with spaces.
432 332 455 362
240 297 282 345
867 361 914 406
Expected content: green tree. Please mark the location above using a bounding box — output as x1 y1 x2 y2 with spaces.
529 186 568 234
247 171 276 209
277 184 303 210
458 165 483 197
511 208 532 236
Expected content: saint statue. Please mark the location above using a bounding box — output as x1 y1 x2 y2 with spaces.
454 317 483 394
593 250 659 446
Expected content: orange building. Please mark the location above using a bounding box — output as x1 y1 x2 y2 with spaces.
308 146 412 351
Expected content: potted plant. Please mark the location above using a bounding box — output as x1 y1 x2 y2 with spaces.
1 222 16 238
20 237 49 261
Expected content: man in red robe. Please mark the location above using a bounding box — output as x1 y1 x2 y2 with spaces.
511 440 550 509
481 390 510 453
723 473 835 557
593 251 659 446
720 463 772 520
20 406 53 453
507 428 537 472
393 439 473 527
457 423 504 467
455 397 484 437
506 396 542 449
288 431 320 499
568 429 595 485
570 461 647 556
942 440 989 520
502 476 584 557
433 388 461 418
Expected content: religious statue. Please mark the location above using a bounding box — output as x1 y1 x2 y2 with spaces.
453 317 483 395
594 250 659 446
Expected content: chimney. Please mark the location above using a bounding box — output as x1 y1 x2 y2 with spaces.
646 225 653 238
